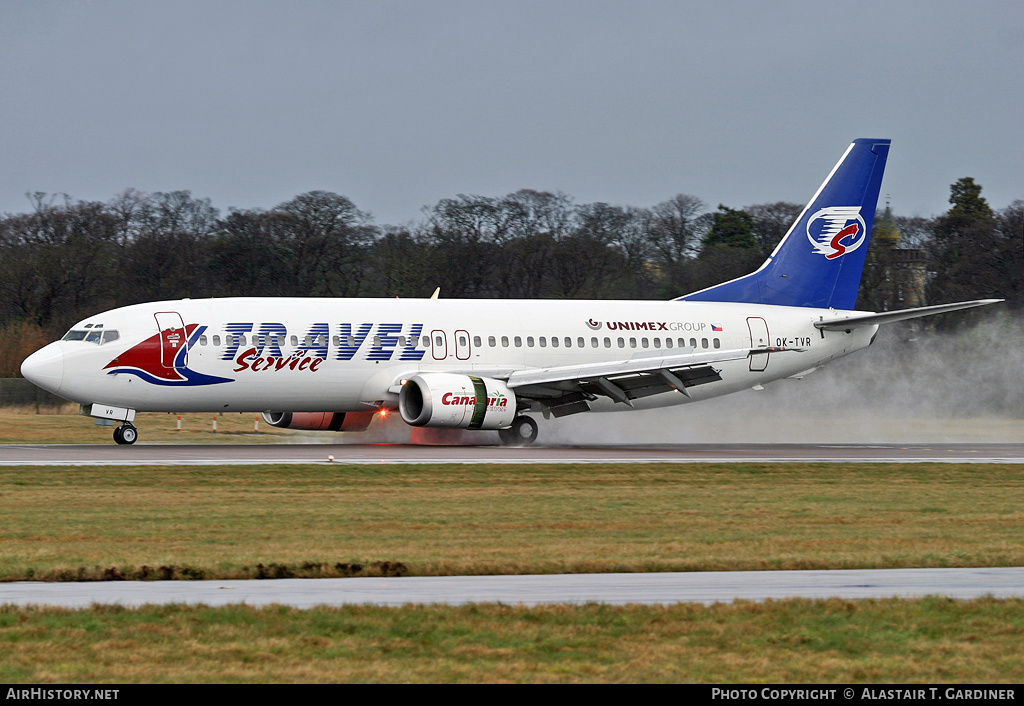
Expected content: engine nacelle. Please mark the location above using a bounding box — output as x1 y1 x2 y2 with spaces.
261 411 374 432
399 373 516 429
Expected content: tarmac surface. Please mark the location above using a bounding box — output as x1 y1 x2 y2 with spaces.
3 441 1021 609
1 442 1023 465
3 568 1023 608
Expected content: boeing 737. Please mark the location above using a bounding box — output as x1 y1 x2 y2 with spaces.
20 139 1001 445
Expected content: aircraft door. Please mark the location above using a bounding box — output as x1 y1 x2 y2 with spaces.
431 330 448 360
747 317 770 372
154 312 188 369
455 329 471 360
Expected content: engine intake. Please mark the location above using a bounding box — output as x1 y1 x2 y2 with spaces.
261 411 374 432
399 373 516 429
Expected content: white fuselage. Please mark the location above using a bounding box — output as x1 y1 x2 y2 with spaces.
28 297 877 415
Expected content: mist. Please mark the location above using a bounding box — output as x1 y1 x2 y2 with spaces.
331 312 1023 446
542 313 1024 445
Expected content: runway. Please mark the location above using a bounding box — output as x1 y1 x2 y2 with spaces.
2 567 1023 608
1 442 1023 465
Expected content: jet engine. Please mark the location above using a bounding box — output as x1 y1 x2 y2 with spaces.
260 411 375 432
399 373 516 429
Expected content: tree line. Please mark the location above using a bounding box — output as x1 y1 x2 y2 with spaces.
0 178 1019 351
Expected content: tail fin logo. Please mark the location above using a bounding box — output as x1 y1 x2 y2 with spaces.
806 206 866 260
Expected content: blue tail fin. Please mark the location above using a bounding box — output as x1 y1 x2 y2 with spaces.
678 138 890 310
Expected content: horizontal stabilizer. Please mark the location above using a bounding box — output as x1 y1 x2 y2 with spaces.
814 299 1003 330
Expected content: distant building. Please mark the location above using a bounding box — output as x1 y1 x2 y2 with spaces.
860 204 927 311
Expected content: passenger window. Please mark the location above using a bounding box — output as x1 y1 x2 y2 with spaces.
551 337 559 348
488 336 496 347
527 336 535 347
421 336 429 347
629 338 637 348
514 336 522 347
604 337 611 348
459 335 467 346
501 336 509 347
653 338 661 348
332 336 340 346
641 337 649 348
473 336 481 347
539 337 547 347
617 337 624 348
591 337 598 348
689 338 696 348
701 338 708 349
714 338 721 349
199 335 208 346
436 335 444 347
291 335 298 347
665 338 673 348
213 335 221 346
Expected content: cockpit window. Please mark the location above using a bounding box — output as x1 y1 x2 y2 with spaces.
62 329 120 344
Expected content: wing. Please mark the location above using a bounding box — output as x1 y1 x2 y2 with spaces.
502 346 798 417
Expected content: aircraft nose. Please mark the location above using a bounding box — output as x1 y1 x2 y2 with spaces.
21 343 64 394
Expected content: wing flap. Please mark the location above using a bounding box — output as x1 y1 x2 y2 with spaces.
507 347 799 409
506 348 751 389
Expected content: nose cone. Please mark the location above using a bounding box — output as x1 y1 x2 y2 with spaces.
21 343 64 394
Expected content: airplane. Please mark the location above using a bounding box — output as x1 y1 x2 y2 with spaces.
20 138 1001 445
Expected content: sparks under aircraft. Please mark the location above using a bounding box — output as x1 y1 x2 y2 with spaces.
21 139 1001 445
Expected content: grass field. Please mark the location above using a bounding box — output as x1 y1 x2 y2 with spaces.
0 410 305 445
1 462 1022 581
3 599 1024 683
2 413 1023 682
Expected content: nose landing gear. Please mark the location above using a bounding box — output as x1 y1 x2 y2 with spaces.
113 423 138 445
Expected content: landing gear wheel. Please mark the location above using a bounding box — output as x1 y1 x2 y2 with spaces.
498 416 538 447
114 424 138 445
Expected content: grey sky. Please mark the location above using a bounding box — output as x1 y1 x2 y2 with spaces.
2 0 1021 225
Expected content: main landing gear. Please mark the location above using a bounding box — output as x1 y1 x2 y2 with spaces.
498 415 538 447
113 423 138 445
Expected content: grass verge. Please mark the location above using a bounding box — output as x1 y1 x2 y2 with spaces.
1 598 1022 683
0 411 302 444
1 463 1022 581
